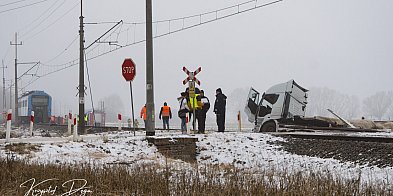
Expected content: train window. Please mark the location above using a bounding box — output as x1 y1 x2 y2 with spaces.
32 96 49 105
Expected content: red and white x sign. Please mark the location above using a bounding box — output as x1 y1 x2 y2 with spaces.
182 66 201 85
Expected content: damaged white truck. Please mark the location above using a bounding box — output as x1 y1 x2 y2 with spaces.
245 79 308 132
245 79 392 132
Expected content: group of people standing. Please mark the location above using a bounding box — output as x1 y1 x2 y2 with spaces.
139 88 226 133
178 87 227 133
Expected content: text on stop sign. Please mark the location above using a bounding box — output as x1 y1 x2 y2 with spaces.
123 66 135 74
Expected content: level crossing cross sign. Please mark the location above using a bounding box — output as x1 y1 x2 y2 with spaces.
182 66 201 85
122 58 136 81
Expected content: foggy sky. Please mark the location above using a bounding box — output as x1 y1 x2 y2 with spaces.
1 0 393 120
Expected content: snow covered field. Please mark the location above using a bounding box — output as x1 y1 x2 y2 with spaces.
1 128 393 186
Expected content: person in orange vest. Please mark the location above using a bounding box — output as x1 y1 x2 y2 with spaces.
140 105 147 127
159 102 172 130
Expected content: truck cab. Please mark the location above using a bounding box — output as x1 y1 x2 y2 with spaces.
245 80 308 132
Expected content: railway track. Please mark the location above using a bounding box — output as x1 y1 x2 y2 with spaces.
272 132 393 143
29 123 393 144
279 124 385 133
32 123 178 133
272 124 393 143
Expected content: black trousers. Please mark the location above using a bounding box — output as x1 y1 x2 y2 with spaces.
216 113 225 132
196 111 206 133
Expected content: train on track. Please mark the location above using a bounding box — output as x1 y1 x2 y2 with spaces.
18 90 52 124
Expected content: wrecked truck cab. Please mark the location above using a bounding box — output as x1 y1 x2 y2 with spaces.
244 79 308 132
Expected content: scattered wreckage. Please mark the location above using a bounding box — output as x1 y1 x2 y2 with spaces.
244 79 393 132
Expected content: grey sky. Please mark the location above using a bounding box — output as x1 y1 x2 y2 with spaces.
1 0 392 119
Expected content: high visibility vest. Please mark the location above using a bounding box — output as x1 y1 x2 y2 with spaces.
162 106 170 117
84 115 88 122
189 94 203 110
140 106 147 120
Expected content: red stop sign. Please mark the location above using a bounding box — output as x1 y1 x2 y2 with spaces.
122 58 136 81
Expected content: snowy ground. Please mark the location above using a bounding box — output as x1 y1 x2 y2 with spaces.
1 127 393 185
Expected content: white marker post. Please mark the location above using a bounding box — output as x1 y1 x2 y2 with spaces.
118 114 122 131
30 111 34 136
73 114 78 142
6 109 12 143
67 112 72 135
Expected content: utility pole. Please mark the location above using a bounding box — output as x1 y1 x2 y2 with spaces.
1 60 6 112
10 32 22 124
78 0 85 134
9 80 12 111
145 0 155 136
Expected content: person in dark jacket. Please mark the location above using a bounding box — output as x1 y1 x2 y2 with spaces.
213 88 227 132
196 90 210 134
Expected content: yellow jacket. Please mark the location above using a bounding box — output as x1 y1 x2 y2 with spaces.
188 94 203 110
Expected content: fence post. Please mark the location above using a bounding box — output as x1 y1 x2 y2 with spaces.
68 111 72 135
6 109 12 143
73 114 78 142
238 111 242 132
118 114 122 131
30 111 34 136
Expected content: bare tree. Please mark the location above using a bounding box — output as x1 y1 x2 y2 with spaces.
344 95 360 119
100 94 125 122
306 87 360 119
227 88 249 123
385 91 393 120
362 91 392 120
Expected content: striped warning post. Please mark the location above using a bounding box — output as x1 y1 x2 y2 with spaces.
30 111 34 137
6 109 11 143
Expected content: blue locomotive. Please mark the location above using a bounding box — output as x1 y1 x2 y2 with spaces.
18 91 52 124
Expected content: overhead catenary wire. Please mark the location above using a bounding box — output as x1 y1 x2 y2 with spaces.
43 34 79 64
2 45 11 61
86 0 283 61
14 62 41 93
0 0 31 7
0 0 51 14
22 1 80 42
47 0 282 67
85 20 123 50
20 0 66 39
18 0 62 33
17 62 40 80
84 22 124 57
19 0 283 87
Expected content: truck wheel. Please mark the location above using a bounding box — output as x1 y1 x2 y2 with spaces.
260 121 276 132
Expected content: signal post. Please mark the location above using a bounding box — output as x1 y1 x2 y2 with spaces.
182 67 202 131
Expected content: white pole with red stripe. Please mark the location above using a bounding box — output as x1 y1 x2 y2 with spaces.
67 111 72 135
118 113 122 131
30 111 34 136
73 113 78 141
6 109 11 143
